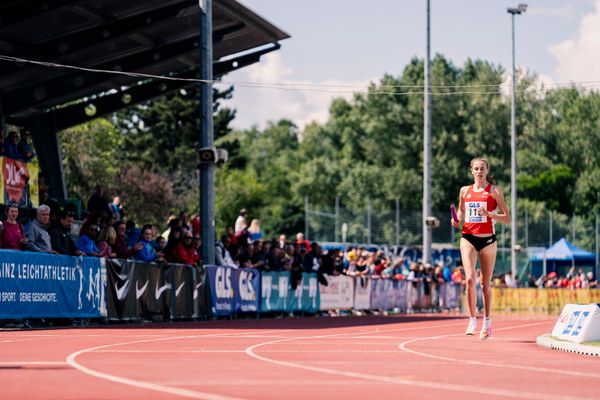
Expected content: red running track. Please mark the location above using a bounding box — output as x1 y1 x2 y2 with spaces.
1 315 598 400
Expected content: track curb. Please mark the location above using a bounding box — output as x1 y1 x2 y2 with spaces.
536 334 600 357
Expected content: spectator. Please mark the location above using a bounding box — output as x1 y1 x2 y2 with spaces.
452 267 464 284
226 225 238 246
87 184 111 217
189 213 200 236
76 223 102 257
97 226 117 258
110 196 124 220
0 203 27 250
302 242 321 273
3 130 22 159
442 260 453 282
216 235 236 267
179 211 191 232
295 232 311 252
156 236 166 253
504 272 517 288
170 229 197 265
17 129 34 161
112 221 131 259
235 208 248 233
277 234 286 249
135 225 162 263
163 225 182 260
25 205 56 253
248 219 263 241
125 220 141 249
250 240 267 269
192 233 202 265
49 208 80 255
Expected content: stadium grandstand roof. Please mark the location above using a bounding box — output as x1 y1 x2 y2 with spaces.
0 0 289 129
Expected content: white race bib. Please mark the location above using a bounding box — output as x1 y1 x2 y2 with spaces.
465 201 487 223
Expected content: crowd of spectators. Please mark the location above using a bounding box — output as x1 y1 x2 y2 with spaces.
0 185 202 266
0 196 597 293
0 127 35 162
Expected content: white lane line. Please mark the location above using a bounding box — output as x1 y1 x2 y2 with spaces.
66 329 292 400
0 361 68 366
398 322 600 379
244 322 594 400
153 379 389 386
93 349 409 354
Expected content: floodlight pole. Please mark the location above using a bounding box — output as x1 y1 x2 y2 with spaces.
422 0 432 265
507 4 526 280
199 0 215 265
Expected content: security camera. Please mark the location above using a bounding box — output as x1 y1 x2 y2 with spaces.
197 147 228 166
425 216 440 228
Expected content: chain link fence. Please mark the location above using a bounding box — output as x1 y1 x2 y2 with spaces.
306 197 599 276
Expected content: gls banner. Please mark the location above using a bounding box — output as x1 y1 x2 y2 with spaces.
206 265 234 316
234 268 260 313
0 251 105 318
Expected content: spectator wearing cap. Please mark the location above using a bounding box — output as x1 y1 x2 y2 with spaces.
25 205 57 253
76 223 102 257
49 208 80 256
235 208 248 234
0 203 27 250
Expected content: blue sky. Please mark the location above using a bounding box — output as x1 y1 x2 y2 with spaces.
223 0 600 129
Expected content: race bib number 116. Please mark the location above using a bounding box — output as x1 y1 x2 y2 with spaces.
465 202 487 223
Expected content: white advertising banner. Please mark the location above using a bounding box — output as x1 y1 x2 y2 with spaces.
319 275 354 310
353 277 371 310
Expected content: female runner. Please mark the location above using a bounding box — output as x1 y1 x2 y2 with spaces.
451 157 510 339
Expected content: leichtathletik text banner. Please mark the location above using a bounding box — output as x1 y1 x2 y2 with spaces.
0 251 106 318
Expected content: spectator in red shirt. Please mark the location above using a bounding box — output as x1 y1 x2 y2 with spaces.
295 232 311 252
0 203 27 250
170 230 197 265
190 213 200 236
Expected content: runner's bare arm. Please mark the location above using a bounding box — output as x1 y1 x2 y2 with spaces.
490 185 510 224
452 186 468 228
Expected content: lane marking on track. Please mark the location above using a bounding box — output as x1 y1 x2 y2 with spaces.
0 361 68 366
244 321 595 400
398 321 600 379
66 329 293 400
152 379 393 386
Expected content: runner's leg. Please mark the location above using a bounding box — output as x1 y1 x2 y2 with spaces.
460 238 478 317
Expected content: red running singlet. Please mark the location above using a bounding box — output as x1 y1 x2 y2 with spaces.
461 184 497 235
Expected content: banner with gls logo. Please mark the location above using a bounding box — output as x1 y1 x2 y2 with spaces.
206 266 234 316
234 269 260 313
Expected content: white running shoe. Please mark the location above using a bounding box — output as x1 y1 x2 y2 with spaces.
465 318 477 335
480 317 492 340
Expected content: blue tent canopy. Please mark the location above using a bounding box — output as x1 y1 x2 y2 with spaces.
530 238 596 278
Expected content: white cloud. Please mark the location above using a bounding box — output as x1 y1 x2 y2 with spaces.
221 53 373 130
549 0 600 83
